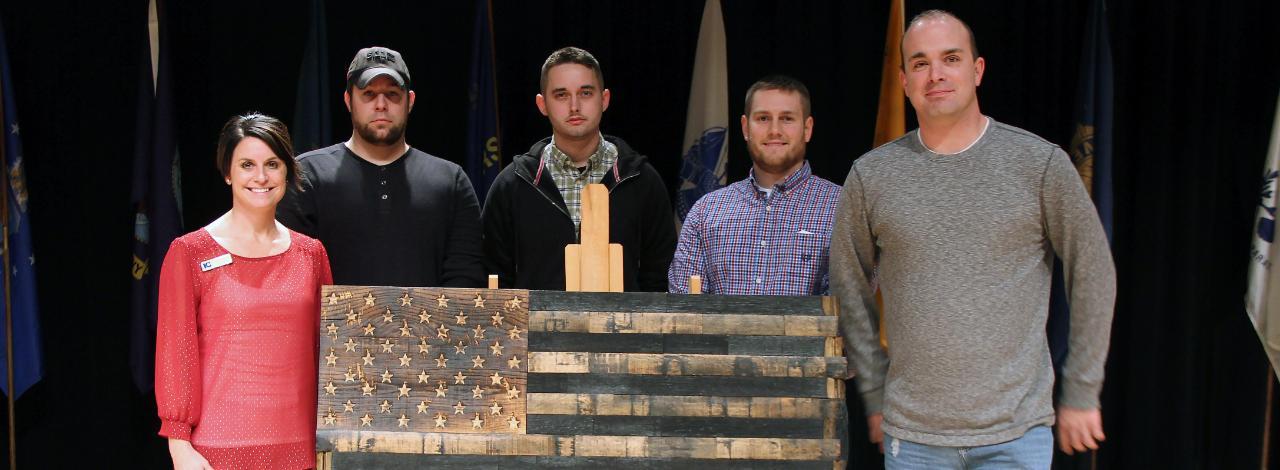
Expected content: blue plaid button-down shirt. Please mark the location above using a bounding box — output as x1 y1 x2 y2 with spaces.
668 161 842 295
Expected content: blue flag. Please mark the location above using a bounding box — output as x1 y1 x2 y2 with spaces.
465 0 502 200
129 0 184 393
1049 0 1114 375
292 0 332 153
675 0 729 224
0 19 43 399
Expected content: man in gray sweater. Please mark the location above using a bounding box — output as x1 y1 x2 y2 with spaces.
830 10 1115 468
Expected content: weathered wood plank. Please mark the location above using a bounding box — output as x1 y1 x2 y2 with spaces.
318 431 838 460
526 393 843 420
526 415 823 438
530 332 827 356
529 311 837 336
528 291 826 315
528 352 846 378
329 454 835 469
527 374 829 398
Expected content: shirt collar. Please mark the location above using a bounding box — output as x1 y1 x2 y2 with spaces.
546 134 608 172
746 161 812 198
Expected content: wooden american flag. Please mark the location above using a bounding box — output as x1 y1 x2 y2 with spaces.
317 288 849 469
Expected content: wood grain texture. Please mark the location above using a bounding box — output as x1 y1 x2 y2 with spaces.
529 311 837 336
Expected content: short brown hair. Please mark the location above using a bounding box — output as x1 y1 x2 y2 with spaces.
540 47 604 93
215 112 300 190
901 9 980 67
744 75 812 118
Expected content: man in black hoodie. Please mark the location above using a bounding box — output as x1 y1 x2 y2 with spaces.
482 47 676 291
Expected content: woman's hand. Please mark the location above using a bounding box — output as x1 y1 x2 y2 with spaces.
168 438 213 470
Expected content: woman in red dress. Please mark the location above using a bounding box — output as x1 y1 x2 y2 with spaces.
155 113 332 469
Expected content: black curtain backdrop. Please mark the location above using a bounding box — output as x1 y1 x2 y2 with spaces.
0 0 1277 468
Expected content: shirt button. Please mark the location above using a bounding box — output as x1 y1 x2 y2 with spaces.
760 240 767 247
381 180 387 186
766 205 771 211
755 277 762 284
380 194 389 200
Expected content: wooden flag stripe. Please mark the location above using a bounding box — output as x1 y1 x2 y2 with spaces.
529 291 828 314
527 415 823 439
329 454 836 470
529 311 836 336
528 352 846 378
530 332 825 356
319 430 839 460
528 374 828 398
526 393 841 419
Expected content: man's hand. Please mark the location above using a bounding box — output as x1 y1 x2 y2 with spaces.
1056 406 1105 455
867 413 884 453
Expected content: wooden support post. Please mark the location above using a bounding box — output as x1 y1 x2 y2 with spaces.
488 274 499 289
689 275 702 294
565 184 624 292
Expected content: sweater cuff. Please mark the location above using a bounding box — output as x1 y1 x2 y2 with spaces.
159 419 192 441
1059 379 1101 410
860 388 884 416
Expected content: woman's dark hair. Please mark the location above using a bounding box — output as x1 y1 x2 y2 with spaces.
215 112 300 190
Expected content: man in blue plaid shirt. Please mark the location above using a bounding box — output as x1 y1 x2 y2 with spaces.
668 75 841 296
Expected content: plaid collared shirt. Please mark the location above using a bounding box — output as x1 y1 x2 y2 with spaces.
668 161 842 296
541 135 618 238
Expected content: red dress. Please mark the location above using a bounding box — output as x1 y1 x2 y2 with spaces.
155 228 332 469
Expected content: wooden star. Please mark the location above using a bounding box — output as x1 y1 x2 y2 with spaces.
398 414 410 428
473 294 486 308
506 297 523 310
380 339 395 353
360 413 373 427
507 414 520 430
489 372 504 386
323 410 337 426
327 292 339 305
455 312 468 325
362 350 375 366
399 353 412 367
472 324 486 340
399 320 413 337
508 355 522 369
418 309 432 324
435 354 449 368
383 307 394 324
454 341 468 355
418 370 431 384
323 381 337 395
346 308 359 324
325 322 339 337
417 400 431 414
436 325 450 341
434 413 447 428
436 294 449 308
325 349 338 366
454 371 467 385
398 382 412 398
491 311 505 327
506 386 521 399
379 400 392 414
344 368 357 383
435 381 449 398
362 323 376 336
471 413 484 429
490 341 504 356
453 401 466 415
489 401 503 415
418 339 431 355
343 337 358 352
400 292 413 307
343 400 355 413
508 326 522 340
471 385 484 399
361 381 376 396
381 369 394 383
364 293 375 306
471 355 486 368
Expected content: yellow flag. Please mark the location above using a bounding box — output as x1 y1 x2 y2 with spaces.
873 0 905 349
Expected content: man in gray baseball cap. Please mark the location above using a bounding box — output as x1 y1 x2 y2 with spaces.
278 46 485 288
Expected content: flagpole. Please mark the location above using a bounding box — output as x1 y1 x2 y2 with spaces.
1264 366 1274 470
0 81 15 470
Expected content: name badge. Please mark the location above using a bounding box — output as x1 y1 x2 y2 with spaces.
200 253 233 272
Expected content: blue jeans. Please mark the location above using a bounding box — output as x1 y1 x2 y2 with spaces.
884 426 1053 470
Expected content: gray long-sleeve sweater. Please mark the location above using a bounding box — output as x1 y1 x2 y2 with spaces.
830 118 1116 447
